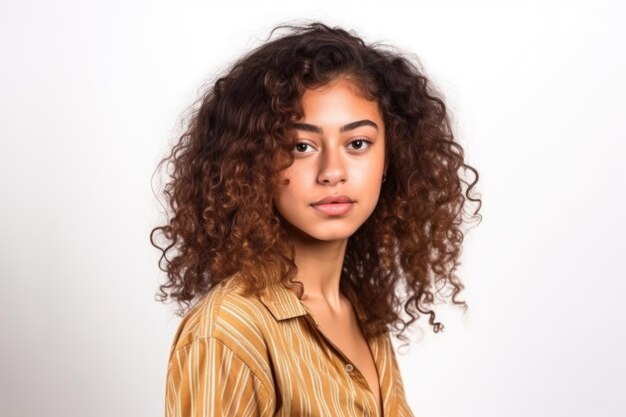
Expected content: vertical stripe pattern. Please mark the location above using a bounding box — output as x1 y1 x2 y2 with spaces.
164 274 415 417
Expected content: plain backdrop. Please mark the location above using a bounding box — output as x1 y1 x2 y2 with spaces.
1 0 625 416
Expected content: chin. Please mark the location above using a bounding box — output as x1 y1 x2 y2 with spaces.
302 221 364 242
281 219 357 243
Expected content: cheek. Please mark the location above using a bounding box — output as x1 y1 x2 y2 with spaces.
279 165 307 193
273 172 301 208
355 162 382 185
356 170 384 206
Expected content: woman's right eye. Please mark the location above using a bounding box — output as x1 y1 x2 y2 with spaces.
293 142 313 153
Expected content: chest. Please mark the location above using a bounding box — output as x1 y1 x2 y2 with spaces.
253 295 423 417
320 316 382 406
302 301 383 417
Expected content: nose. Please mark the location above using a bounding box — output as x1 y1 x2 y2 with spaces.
316 145 347 185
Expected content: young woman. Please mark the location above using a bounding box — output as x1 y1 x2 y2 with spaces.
152 22 481 417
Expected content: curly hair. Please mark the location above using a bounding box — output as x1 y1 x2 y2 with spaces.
151 22 482 345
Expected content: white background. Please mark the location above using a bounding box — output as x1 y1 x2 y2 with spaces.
1 1 625 416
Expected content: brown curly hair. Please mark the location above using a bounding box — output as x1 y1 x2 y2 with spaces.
151 22 482 345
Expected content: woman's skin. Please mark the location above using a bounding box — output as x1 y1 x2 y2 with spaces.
272 77 388 413
273 77 387 309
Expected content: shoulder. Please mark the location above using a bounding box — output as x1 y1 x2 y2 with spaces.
168 274 271 365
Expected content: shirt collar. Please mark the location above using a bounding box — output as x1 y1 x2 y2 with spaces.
258 280 310 321
255 276 368 324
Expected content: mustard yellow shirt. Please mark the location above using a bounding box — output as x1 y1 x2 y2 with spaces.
164 274 415 417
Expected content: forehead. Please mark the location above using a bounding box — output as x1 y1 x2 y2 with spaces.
298 78 383 124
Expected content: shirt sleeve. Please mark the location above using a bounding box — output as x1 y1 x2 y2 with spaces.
165 336 273 417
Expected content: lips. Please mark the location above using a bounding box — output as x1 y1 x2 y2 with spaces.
310 195 355 216
311 195 354 205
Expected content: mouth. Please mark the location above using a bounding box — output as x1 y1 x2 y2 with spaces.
311 195 355 205
310 202 355 216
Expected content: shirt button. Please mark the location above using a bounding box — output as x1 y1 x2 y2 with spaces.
345 363 354 372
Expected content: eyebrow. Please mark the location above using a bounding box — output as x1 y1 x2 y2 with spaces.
292 119 379 134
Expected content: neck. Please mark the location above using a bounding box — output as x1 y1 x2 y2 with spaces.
283 223 348 309
294 238 347 306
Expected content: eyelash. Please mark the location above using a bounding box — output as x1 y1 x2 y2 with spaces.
293 138 373 153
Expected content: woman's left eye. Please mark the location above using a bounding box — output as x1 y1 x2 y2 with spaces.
348 138 373 151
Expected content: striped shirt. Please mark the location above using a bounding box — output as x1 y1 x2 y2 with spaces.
164 274 415 417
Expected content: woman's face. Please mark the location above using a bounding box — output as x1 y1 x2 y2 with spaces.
272 77 387 242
